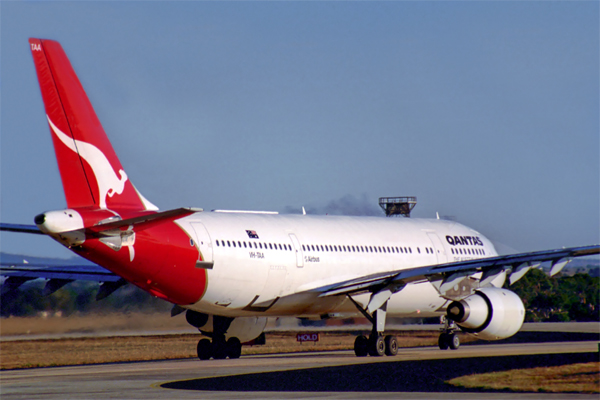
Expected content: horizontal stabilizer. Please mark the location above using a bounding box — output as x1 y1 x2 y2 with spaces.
84 207 202 237
0 223 43 235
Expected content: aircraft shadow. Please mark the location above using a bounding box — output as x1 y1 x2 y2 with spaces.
162 352 599 393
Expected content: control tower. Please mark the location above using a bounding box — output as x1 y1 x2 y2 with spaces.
379 197 417 218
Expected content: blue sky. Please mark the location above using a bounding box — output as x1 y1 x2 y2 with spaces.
1 1 598 259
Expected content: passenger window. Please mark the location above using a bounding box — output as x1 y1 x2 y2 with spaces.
227 240 231 247
216 240 220 247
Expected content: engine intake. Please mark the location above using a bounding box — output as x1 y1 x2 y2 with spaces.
446 287 525 341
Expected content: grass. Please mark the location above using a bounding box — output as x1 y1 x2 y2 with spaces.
0 331 452 370
447 362 600 393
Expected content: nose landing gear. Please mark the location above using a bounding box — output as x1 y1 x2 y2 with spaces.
438 316 460 350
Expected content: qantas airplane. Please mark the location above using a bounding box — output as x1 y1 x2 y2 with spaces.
1 38 598 360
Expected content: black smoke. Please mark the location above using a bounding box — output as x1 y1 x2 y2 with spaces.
283 194 383 217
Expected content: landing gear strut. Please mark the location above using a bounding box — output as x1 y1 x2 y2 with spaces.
438 316 460 350
348 294 399 357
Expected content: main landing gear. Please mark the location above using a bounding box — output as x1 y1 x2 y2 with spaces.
438 316 460 350
354 333 398 357
347 294 398 357
186 310 243 360
197 335 242 360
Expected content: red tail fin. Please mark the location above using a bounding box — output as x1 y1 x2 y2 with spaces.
29 38 156 211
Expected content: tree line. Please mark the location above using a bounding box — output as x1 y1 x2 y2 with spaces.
1 270 598 322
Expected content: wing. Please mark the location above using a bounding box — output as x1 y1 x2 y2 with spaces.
1 221 126 298
0 223 44 235
316 245 600 304
1 260 123 299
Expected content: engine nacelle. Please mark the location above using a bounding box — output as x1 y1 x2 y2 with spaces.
446 287 525 341
186 311 267 343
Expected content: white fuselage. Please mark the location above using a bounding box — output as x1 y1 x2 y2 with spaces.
175 212 499 319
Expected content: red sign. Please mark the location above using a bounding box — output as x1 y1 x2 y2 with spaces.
296 333 319 342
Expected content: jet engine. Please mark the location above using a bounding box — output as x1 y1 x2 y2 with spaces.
186 311 267 343
446 287 525 341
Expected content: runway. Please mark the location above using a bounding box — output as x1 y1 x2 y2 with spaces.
1 341 598 400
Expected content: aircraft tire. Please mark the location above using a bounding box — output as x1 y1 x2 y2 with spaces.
226 337 242 359
212 337 228 360
438 333 449 350
197 338 212 360
384 335 398 356
368 335 385 357
354 335 368 357
448 333 460 350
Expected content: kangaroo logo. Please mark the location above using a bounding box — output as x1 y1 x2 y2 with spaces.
47 116 128 209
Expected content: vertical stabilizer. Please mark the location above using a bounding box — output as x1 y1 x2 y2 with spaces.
29 38 156 211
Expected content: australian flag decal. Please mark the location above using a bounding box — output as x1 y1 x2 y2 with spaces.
246 230 259 239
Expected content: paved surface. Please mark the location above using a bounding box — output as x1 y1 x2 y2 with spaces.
1 341 598 400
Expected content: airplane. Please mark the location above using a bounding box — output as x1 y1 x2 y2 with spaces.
1 38 598 360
